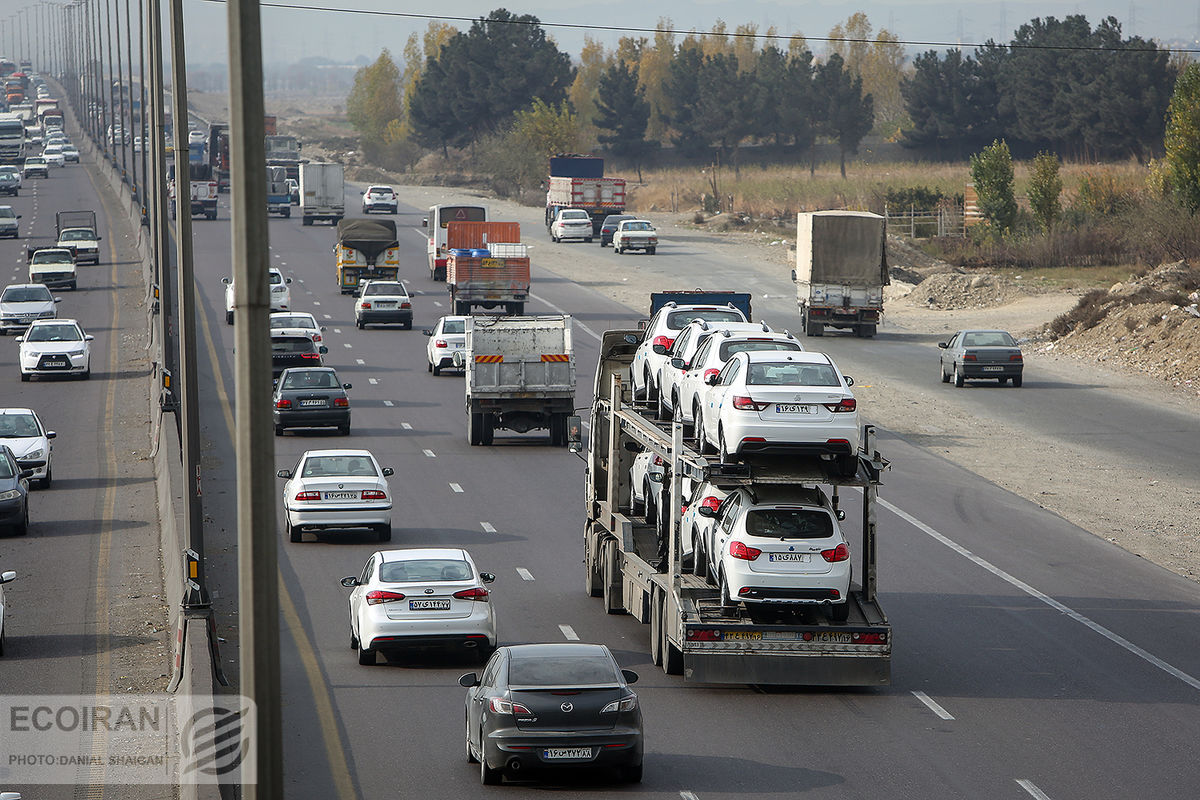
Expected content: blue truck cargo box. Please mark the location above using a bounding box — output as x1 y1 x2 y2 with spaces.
549 155 604 179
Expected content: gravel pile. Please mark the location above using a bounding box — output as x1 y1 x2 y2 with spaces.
903 272 1032 310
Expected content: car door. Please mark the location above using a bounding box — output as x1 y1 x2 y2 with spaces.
469 651 503 737
705 358 742 439
942 332 960 370
349 556 374 635
710 493 743 576
680 335 714 420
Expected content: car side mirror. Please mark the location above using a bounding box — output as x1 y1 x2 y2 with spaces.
14 336 23 343
480 572 496 584
648 472 663 484
339 576 358 588
669 357 685 369
359 190 364 195
566 416 582 453
421 218 428 227
704 373 720 385
836 510 846 521
318 345 328 354
54 297 61 302
46 431 56 439
276 469 292 479
0 570 14 584
621 669 639 684
697 506 716 518
272 379 278 388
222 277 231 285
622 440 640 453
790 269 797 282
844 376 853 386
381 467 394 477
458 673 480 688
84 334 93 341
285 277 292 284
320 326 327 332
342 383 352 390
422 330 433 336
937 342 949 349
651 343 667 356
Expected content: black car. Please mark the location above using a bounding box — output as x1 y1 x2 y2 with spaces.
0 169 19 196
272 367 352 436
0 445 40 536
598 215 637 248
270 335 327 378
460 643 643 785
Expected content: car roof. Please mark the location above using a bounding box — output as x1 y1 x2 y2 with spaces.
367 185 394 191
280 366 335 375
731 484 828 506
377 547 469 563
504 643 612 661
3 283 50 290
687 321 773 336
300 449 376 459
738 350 831 365
30 317 78 325
957 329 1013 335
0 408 36 416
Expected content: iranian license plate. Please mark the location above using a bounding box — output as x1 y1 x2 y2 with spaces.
776 404 816 414
982 365 1004 372
374 301 395 308
810 631 853 644
723 631 762 641
298 399 326 407
323 491 358 500
769 553 810 562
43 358 67 367
543 748 592 760
408 599 450 611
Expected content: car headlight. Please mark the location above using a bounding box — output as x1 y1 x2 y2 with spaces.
69 349 87 357
0 489 20 501
21 449 43 461
601 694 639 713
39 310 55 318
24 350 39 358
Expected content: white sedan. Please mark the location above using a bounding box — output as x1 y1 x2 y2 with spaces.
277 449 394 543
0 409 55 488
0 283 60 335
270 311 325 343
17 319 93 381
223 267 291 324
0 568 15 656
40 145 65 167
549 208 593 242
697 350 859 473
423 315 467 375
341 547 497 666
354 280 411 329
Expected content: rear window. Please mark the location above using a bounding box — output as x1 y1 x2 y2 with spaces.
281 371 338 389
719 340 801 361
269 272 284 285
271 316 314 329
271 338 314 354
438 206 486 228
665 309 743 330
300 455 377 477
747 362 840 387
508 655 618 686
379 559 471 583
963 332 1017 347
744 508 834 539
364 283 405 297
442 319 465 334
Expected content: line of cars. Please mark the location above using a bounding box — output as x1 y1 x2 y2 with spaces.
552 209 659 254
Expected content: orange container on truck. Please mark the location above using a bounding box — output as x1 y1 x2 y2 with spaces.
445 221 529 316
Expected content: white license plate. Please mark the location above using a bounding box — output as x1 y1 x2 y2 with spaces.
298 399 326 407
408 599 450 611
768 553 810 562
374 301 395 308
43 358 68 366
982 366 1004 372
323 491 358 500
776 404 816 414
543 748 592 760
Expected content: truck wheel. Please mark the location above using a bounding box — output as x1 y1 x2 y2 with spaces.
467 413 482 446
649 587 663 666
549 413 567 447
301 217 312 226
585 237 593 243
661 610 684 676
602 540 624 615
207 210 217 220
648 247 656 255
480 414 495 446
859 324 876 338
584 525 604 598
455 301 470 316
282 208 290 218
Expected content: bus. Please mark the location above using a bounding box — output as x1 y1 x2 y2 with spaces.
423 203 487 281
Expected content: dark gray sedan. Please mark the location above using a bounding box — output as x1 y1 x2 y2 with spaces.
272 367 352 436
0 445 41 536
461 643 643 785
939 329 1024 387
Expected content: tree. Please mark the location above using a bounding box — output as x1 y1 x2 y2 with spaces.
346 51 403 154
970 139 1018 231
594 60 658 180
1028 151 1063 231
815 53 874 178
1164 62 1200 212
637 19 676 142
568 37 611 149
901 49 1001 157
511 99 580 157
753 44 790 146
660 44 708 158
779 48 818 166
700 52 752 169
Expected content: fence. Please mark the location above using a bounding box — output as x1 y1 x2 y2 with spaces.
884 204 966 238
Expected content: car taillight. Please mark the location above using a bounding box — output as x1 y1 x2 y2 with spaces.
435 339 448 348
703 368 720 382
453 587 489 601
823 398 857 413
600 694 639 713
821 543 850 562
294 491 320 501
701 496 721 514
313 333 321 342
301 352 321 360
361 490 387 500
360 301 371 309
732 395 769 411
489 696 532 715
400 302 411 309
652 335 674 351
365 590 405 605
1010 353 1023 361
275 398 292 409
729 541 761 560
962 353 977 361
333 397 349 408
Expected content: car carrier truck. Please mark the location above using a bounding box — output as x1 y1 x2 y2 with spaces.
572 329 891 686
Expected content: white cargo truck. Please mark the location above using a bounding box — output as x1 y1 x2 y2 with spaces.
299 162 345 226
792 210 889 338
456 315 576 447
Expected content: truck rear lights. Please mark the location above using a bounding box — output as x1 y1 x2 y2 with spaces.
274 399 292 409
361 490 387 501
729 541 762 560
365 590 405 605
823 398 857 412
294 491 321 501
732 396 769 411
821 543 850 562
686 629 721 641
332 397 349 408
852 632 887 644
453 587 490 601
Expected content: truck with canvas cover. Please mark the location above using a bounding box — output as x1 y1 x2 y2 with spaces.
53 211 100 265
444 221 529 316
335 219 399 294
793 211 889 338
544 154 626 235
457 315 576 447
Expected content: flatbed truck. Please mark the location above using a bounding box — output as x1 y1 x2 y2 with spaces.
574 329 891 686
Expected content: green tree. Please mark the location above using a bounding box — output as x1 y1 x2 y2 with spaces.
815 53 874 178
568 37 611 149
970 139 1018 231
1028 151 1063 231
346 51 403 154
637 19 675 142
594 60 658 180
700 52 752 168
661 45 708 158
1164 62 1200 212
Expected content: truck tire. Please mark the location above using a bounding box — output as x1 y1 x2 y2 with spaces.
856 324 876 338
602 540 624 615
207 210 217 220
301 216 312 226
584 524 604 598
648 247 656 255
549 413 566 447
661 611 684 675
467 413 482 446
282 208 290 218
480 414 495 446
456 301 471 316
506 302 524 315
649 587 663 666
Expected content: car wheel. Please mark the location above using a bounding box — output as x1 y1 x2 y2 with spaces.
697 414 713 455
226 310 234 325
828 601 850 623
656 388 669 421
630 486 644 517
649 586 663 666
377 524 391 542
20 372 29 382
718 430 732 464
953 364 964 387
479 731 502 784
274 425 284 436
337 424 351 436
644 487 656 526
357 642 376 666
718 569 736 612
37 465 52 490
1012 376 1023 387
692 536 707 579
355 317 364 330
349 626 358 650
466 714 478 763
14 502 28 536
940 362 950 383
288 523 302 543
998 377 1008 385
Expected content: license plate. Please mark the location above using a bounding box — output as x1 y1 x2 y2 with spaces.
776 404 816 414
769 553 810 562
43 358 67 366
810 631 853 644
374 301 395 308
543 748 592 760
298 399 326 407
723 631 762 641
982 365 1004 372
323 491 358 500
408 599 450 611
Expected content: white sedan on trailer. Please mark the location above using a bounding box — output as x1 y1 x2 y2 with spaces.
277 449 395 543
341 547 498 666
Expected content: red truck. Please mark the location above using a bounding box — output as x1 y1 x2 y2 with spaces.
544 155 626 236
445 221 529 316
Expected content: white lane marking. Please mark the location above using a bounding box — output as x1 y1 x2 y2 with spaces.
433 301 443 307
880 496 1200 692
449 482 464 493
322 314 331 320
383 400 394 407
296 277 303 283
368 378 378 385
530 292 601 341
480 522 496 533
280 261 287 265
558 625 579 641
680 793 701 800
516 568 534 581
911 691 954 720
355 358 365 365
422 449 436 458
1016 779 1053 800
400 422 412 429
342 343 352 349
332 328 342 334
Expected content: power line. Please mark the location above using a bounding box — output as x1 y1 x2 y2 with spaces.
194 0 1200 55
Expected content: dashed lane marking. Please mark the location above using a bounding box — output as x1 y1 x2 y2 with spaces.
322 314 331 319
312 300 321 306
449 483 463 493
680 793 700 800
1016 780 1053 800
355 358 364 365
383 400 394 407
422 449 436 458
342 343 352 349
433 301 442 307
400 422 411 429
332 328 342 334
558 625 579 641
530 292 601 342
516 568 534 581
368 378 377 385
480 522 496 533
911 691 954 721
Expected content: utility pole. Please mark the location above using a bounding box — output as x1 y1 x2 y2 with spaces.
124 0 135 195
166 0 207 613
113 0 127 180
227 0 282 792
104 0 115 160
148 0 172 394
137 0 147 216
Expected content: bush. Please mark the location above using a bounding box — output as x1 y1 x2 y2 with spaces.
1075 170 1136 216
970 140 1018 232
884 185 944 209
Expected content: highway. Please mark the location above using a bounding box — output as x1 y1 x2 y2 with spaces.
4 152 1200 799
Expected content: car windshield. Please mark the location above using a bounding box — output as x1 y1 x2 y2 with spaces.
0 414 39 437
719 340 801 361
59 229 94 242
271 338 314 354
32 251 72 264
0 208 14 218
25 158 44 165
747 362 841 387
379 559 471 583
666 309 743 330
962 331 1017 347
508 655 618 686
2 286 51 303
300 456 377 478
364 283 405 297
442 319 465 334
603 216 632 227
744 508 834 539
282 371 338 390
269 272 283 285
44 146 60 153
271 316 315 329
27 323 80 342
623 221 652 231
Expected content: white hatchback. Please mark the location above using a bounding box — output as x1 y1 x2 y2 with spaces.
423 315 467 375
17 319 93 381
0 409 56 489
697 350 859 472
631 301 748 403
40 145 65 167
278 449 394 543
341 547 498 665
